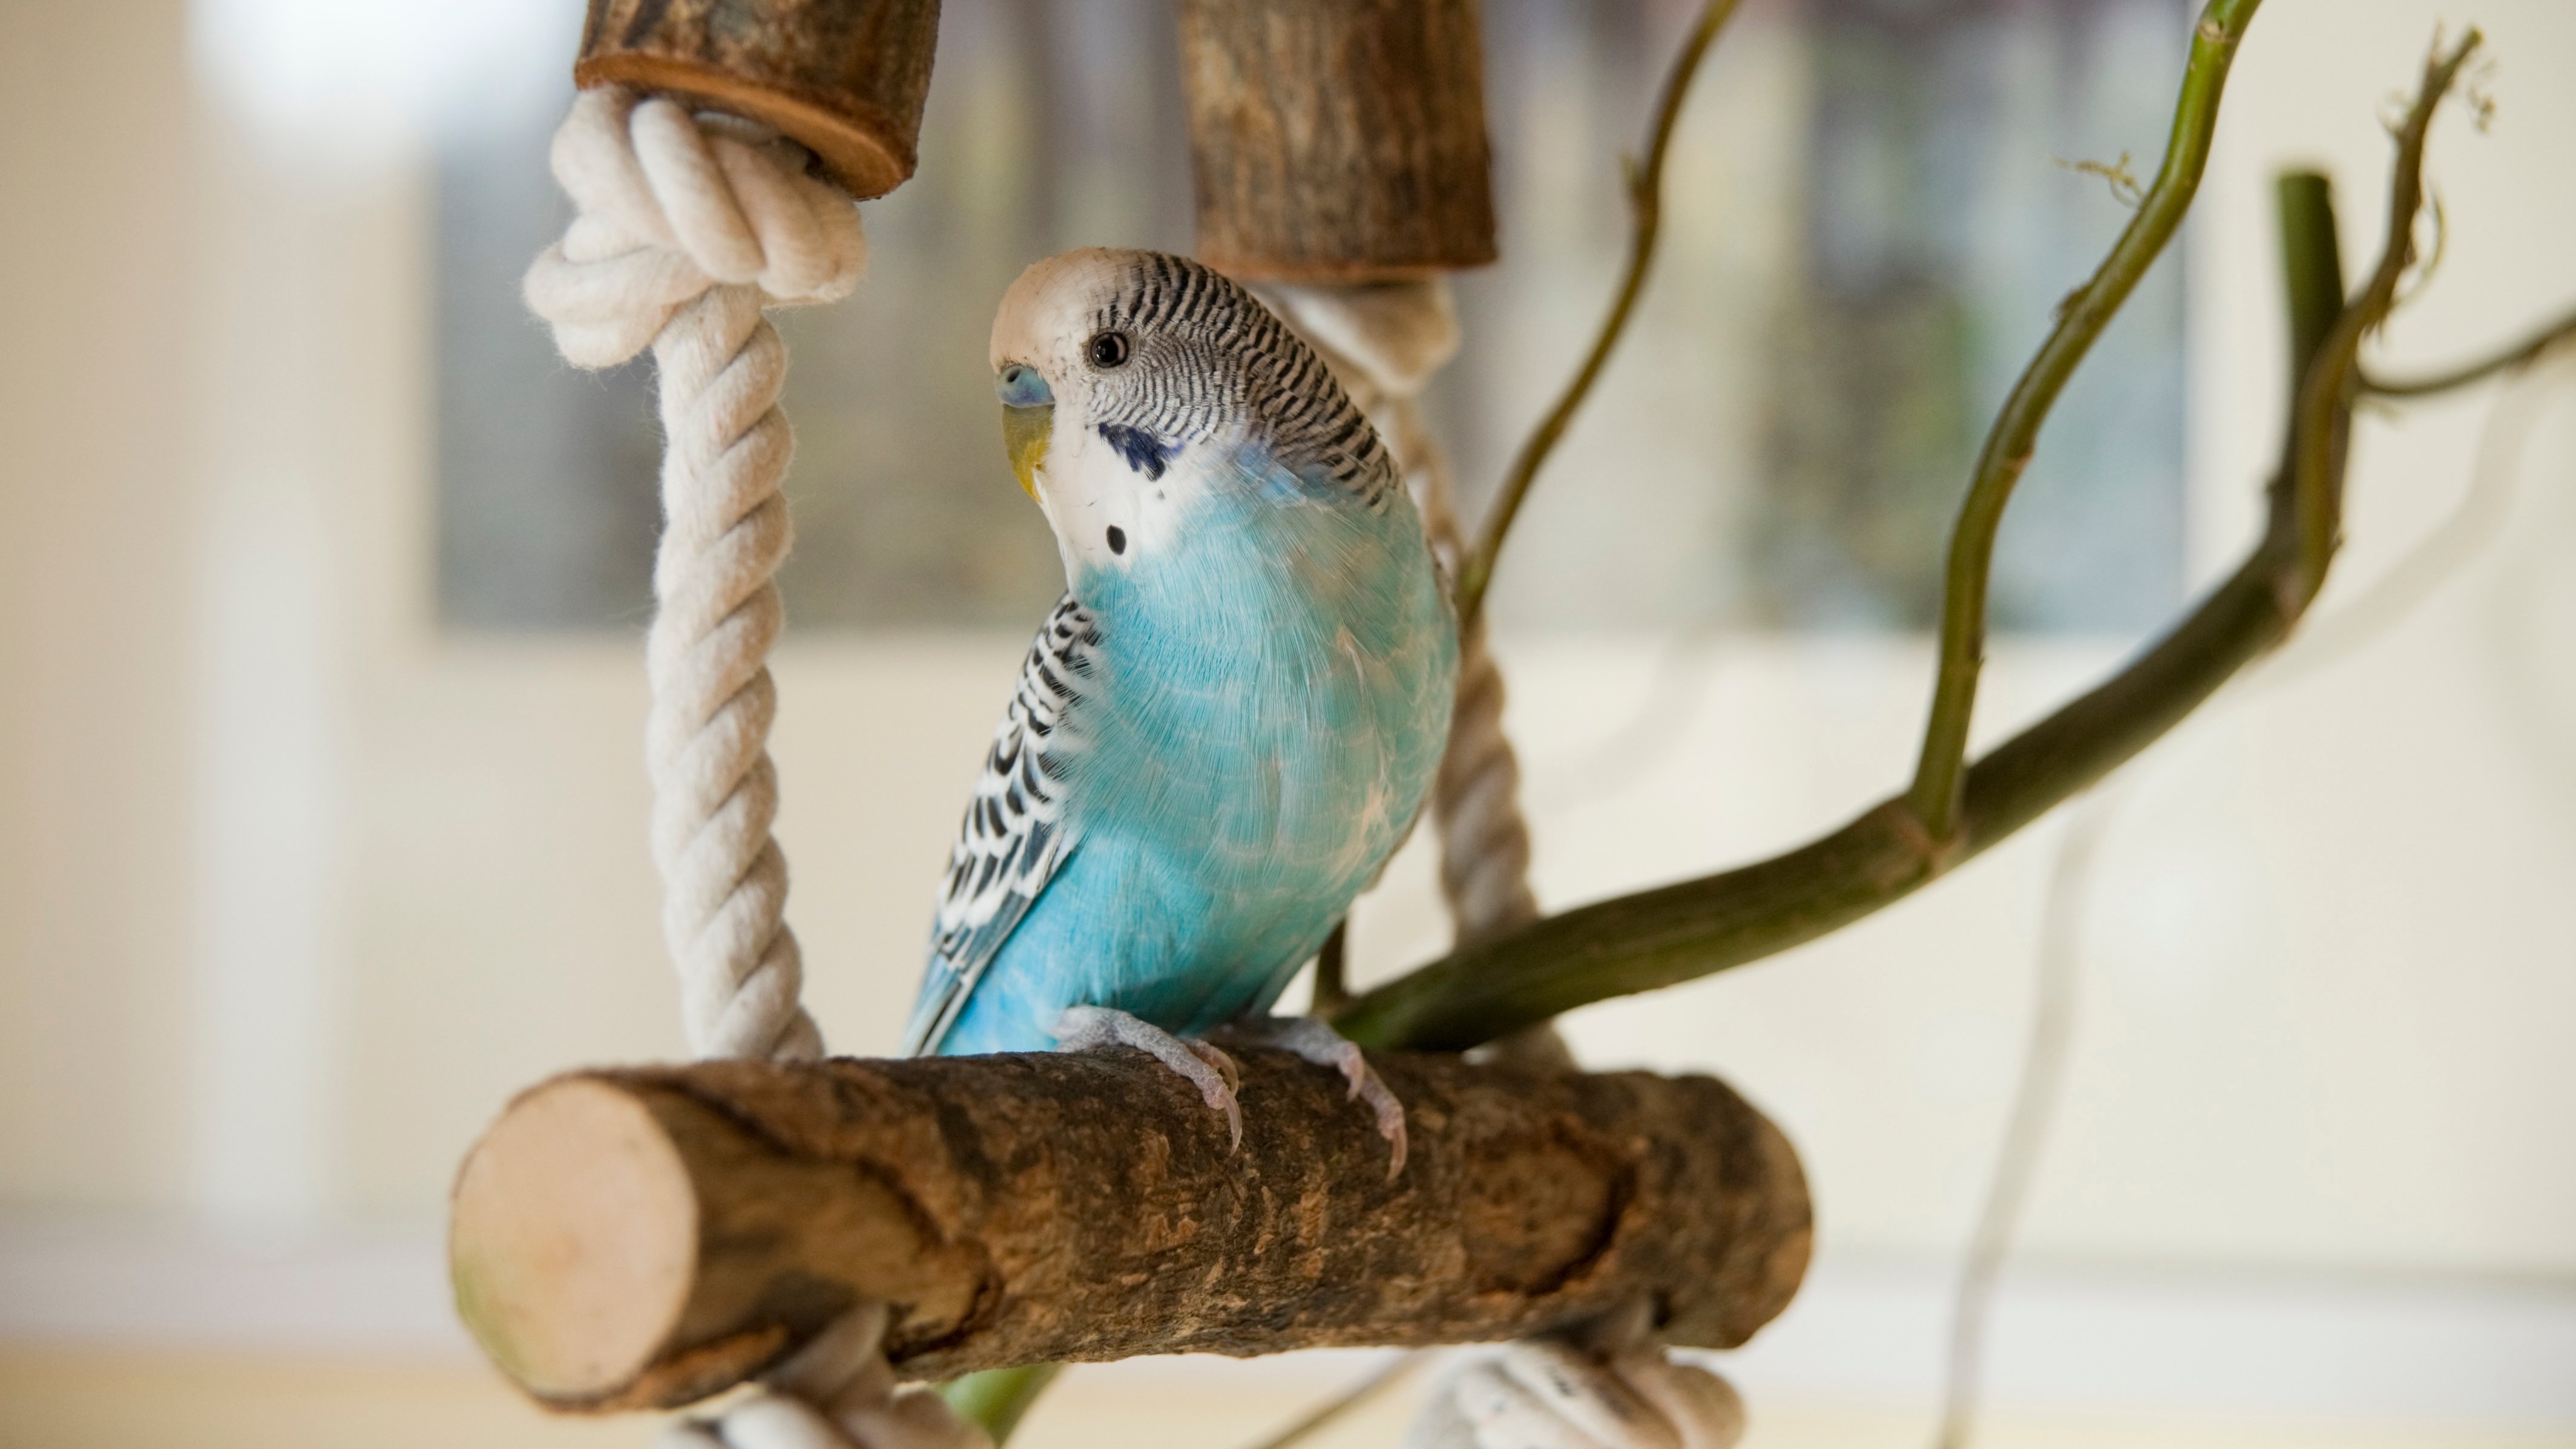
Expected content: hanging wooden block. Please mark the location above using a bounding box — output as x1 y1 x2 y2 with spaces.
1179 0 1500 281
574 0 943 199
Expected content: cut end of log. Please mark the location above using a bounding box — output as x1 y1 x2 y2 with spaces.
450 1077 696 1406
573 0 941 200
573 54 916 199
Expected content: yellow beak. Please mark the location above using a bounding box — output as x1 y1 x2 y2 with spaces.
1004 403 1053 502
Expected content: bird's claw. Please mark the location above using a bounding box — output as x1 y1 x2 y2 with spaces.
1220 1016 1408 1179
1053 1005 1243 1148
1188 1036 1243 1097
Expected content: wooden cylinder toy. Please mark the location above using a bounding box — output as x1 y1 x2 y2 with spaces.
574 0 944 199
1178 0 1500 281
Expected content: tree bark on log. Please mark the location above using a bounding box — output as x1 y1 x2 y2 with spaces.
450 1048 1810 1413
575 0 942 198
1179 0 1499 281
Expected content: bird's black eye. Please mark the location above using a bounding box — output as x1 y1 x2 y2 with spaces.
1085 331 1132 369
1106 526 1128 555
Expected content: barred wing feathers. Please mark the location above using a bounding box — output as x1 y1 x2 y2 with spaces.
899 596 1099 1057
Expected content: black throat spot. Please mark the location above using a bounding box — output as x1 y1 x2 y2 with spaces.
1097 422 1175 481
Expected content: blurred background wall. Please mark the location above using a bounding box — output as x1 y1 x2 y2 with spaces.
2 0 2572 1444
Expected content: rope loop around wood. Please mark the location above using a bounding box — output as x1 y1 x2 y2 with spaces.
525 86 979 1449
525 84 864 1066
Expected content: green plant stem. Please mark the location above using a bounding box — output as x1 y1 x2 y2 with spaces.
2276 171 2347 388
1451 0 1742 632
2284 30 2481 606
1335 28 2485 1057
1226 1353 1425 1449
1931 789 2115 1449
1905 0 2262 844
1310 918 1350 1015
941 1363 1063 1446
2361 303 2576 396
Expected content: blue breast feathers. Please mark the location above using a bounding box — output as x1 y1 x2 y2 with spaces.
921 441 1457 1056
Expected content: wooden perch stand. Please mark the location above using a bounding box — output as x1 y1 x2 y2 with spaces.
463 7 2538 1438
452 1047 1810 1413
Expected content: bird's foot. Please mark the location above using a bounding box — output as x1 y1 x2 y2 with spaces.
1218 1016 1408 1179
1051 1005 1243 1148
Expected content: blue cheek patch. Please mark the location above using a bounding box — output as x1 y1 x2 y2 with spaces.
1098 422 1177 481
996 364 1054 409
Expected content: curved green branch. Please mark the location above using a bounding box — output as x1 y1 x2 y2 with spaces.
1905 0 2262 843
1336 23 2492 1056
2284 28 2483 605
942 1364 1062 1446
2361 303 2576 396
1452 0 1744 631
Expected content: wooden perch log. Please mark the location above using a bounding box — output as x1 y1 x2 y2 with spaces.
1179 0 1499 281
450 1047 1809 1413
575 0 942 198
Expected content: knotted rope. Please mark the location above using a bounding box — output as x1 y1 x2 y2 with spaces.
524 86 979 1449
1261 282 1740 1449
525 85 858 1062
1407 1333 1746 1449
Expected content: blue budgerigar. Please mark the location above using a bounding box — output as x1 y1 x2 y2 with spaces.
899 249 1457 1169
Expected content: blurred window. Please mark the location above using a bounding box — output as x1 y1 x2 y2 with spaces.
436 0 2185 634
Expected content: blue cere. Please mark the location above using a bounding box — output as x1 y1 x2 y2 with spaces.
997 363 1054 408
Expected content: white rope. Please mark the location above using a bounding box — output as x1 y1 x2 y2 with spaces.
1260 283 1735 1449
526 85 861 1062
656 1306 990 1449
1406 1338 1745 1449
1402 400 1543 948
524 85 979 1449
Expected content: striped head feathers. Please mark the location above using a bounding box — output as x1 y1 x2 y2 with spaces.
989 249 1397 576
